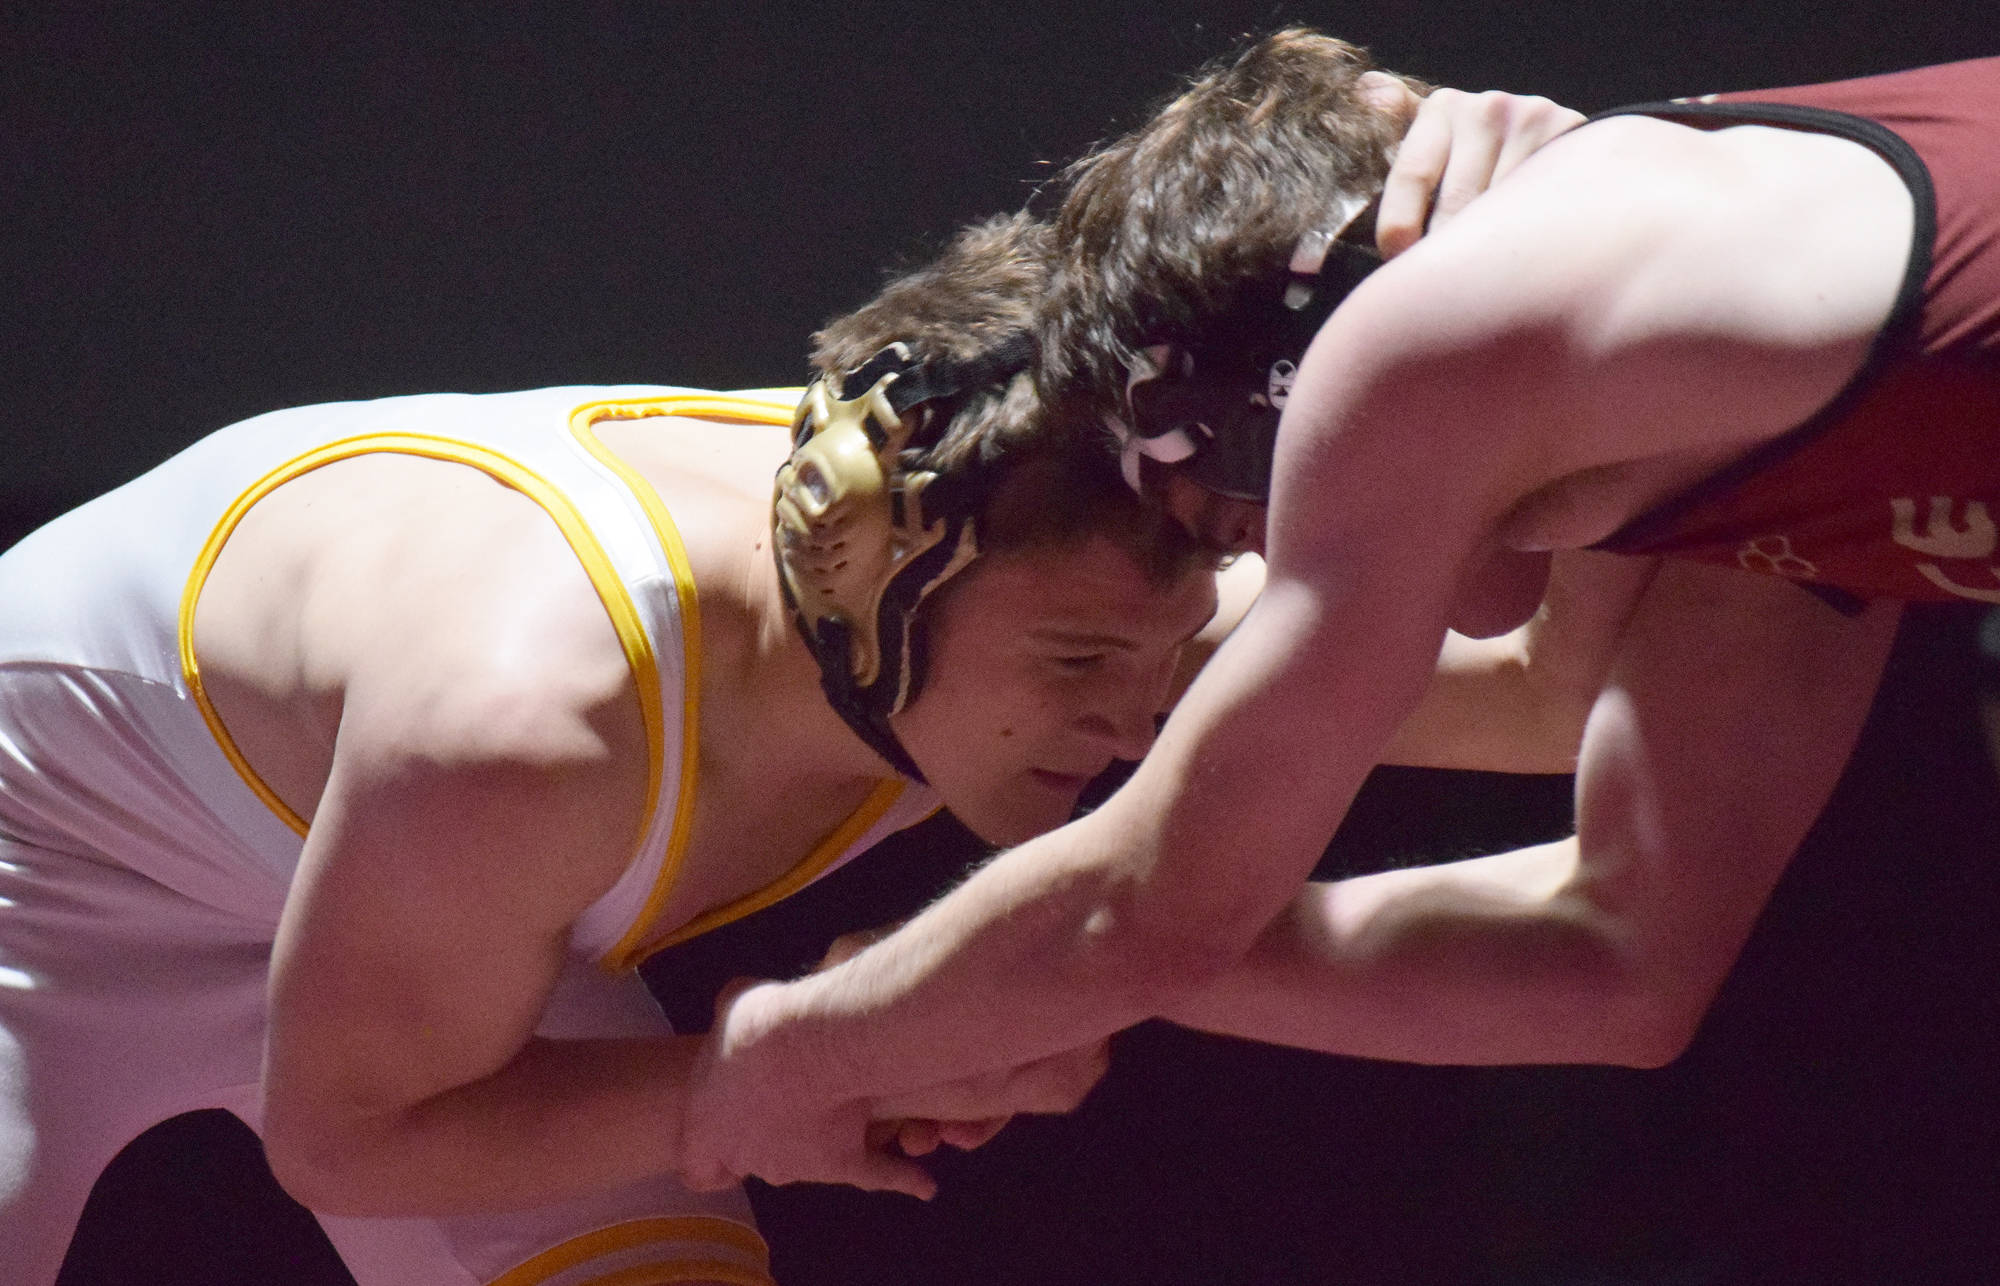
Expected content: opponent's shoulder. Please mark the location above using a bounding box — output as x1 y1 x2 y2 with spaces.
1334 108 1911 471
1499 110 1914 292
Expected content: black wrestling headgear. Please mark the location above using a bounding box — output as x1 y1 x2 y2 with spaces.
1107 199 1384 503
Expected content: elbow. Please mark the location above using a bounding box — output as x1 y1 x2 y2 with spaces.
1505 916 1711 1068
261 1101 398 1217
1604 1002 1697 1069
1588 963 1714 1069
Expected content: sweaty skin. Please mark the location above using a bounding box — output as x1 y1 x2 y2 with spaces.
679 110 1917 1197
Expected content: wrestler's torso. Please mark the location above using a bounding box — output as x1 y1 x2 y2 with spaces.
1580 58 2000 605
0 387 932 967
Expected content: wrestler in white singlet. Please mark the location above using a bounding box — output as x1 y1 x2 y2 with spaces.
0 386 937 1286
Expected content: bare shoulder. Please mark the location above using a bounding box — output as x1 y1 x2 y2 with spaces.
1536 112 1914 324
297 452 649 912
1295 109 1915 536
1384 109 1914 363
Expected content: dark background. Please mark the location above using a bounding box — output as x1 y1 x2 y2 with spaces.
10 2 1998 1283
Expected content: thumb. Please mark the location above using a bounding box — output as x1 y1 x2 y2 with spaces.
936 1116 1011 1151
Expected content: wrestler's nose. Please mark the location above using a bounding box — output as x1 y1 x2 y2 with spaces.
1080 684 1161 762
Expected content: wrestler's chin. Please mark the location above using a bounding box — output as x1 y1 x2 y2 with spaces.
954 774 1089 848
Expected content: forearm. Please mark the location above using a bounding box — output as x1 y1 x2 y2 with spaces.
1161 841 1683 1067
740 807 1187 1102
269 1034 704 1216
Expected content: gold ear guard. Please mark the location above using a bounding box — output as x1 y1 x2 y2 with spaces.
774 370 958 690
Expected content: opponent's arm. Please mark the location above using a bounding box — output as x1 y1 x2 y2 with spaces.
1374 83 1585 257
1382 550 1659 774
680 191 1558 1190
682 114 1915 1189
1180 533 1654 779
1163 562 1903 1065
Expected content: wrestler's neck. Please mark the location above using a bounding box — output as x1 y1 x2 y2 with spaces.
680 489 903 790
591 413 909 786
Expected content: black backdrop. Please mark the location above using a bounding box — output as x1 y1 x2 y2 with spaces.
10 3 2000 1283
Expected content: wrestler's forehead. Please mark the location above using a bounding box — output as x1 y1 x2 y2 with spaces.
969 538 1217 640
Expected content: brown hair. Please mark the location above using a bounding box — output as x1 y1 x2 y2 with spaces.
1044 28 1426 399
809 212 1214 588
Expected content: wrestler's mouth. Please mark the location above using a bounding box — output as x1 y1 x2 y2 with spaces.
1029 768 1097 793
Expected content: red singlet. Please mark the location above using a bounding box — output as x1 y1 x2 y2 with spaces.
1590 58 2000 608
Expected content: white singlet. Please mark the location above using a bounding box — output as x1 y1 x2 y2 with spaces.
0 386 939 1286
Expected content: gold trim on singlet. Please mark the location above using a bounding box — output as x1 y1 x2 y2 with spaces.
486 1215 772 1286
566 393 913 971
644 776 906 956
179 433 665 847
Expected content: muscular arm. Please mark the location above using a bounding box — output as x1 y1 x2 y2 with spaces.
1164 562 1902 1065
257 474 696 1217
1182 550 1656 775
684 115 1915 1189
1383 550 1659 773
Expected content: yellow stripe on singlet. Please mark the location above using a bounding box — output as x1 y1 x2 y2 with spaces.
487 1215 772 1286
179 433 666 849
643 778 905 956
567 392 910 971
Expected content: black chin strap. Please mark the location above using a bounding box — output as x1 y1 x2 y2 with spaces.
803 614 930 781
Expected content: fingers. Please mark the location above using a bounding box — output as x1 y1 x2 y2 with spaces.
689 1119 938 1199
1377 89 1586 258
1489 97 1586 186
894 1117 942 1157
876 1039 1111 1122
1423 91 1510 238
884 1115 1009 1156
1377 92 1458 259
935 1116 1010 1151
852 1149 938 1201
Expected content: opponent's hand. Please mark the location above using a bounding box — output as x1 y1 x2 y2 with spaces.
815 925 1017 1158
873 1039 1108 1157
1377 87 1584 258
680 977 1110 1197
876 1114 1011 1158
872 1039 1110 1125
